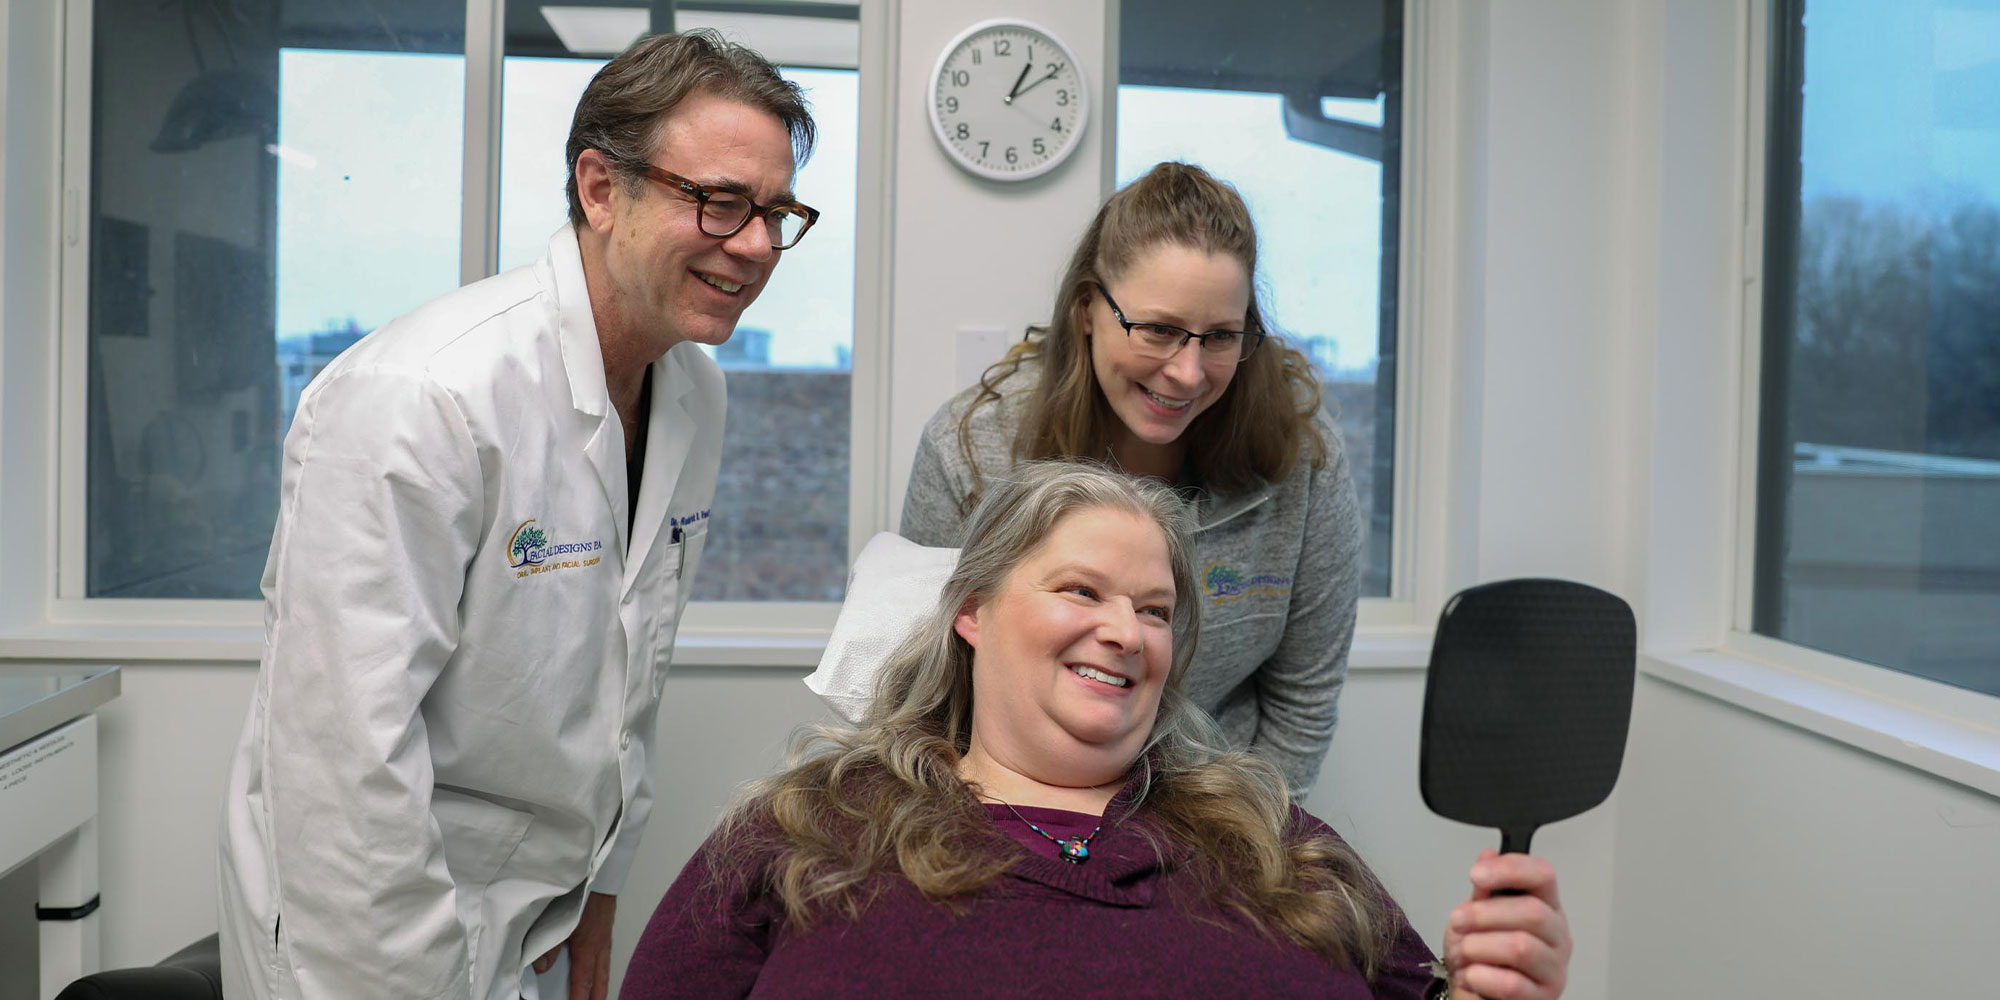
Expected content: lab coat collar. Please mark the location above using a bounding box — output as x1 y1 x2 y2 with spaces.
543 225 696 581
624 355 694 592
546 225 631 556
549 224 611 422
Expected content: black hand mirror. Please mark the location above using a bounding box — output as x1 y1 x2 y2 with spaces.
1419 578 1636 855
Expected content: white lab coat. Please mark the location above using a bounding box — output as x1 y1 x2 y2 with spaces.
217 227 724 1000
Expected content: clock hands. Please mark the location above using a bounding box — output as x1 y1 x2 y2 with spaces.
1011 65 1063 101
1003 62 1032 104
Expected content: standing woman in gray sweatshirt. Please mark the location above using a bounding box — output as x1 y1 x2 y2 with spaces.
900 161 1363 799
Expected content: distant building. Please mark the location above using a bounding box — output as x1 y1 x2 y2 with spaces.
1296 334 1340 375
715 327 772 369
277 318 368 432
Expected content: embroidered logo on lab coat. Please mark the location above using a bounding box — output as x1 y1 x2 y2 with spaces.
507 519 605 576
1203 563 1292 603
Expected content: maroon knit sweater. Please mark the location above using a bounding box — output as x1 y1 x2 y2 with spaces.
622 784 1443 999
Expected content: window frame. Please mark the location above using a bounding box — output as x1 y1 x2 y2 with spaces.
1640 0 2000 799
29 0 885 659
1384 0 1457 631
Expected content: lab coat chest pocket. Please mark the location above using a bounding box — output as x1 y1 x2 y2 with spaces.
673 521 709 616
431 786 535 969
650 522 708 671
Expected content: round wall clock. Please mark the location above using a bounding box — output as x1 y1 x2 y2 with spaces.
927 19 1090 181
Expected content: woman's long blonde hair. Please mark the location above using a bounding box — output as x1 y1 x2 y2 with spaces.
956 162 1329 510
710 461 1400 976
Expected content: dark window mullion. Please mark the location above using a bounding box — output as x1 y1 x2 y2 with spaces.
1751 0 1807 638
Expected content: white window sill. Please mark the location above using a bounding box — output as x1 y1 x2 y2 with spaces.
0 621 834 668
1641 644 2000 800
0 622 266 664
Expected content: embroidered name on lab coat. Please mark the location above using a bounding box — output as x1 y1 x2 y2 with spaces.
668 508 711 544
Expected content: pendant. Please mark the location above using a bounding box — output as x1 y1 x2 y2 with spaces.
1061 838 1090 863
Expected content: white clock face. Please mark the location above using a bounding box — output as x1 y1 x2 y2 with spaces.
928 20 1089 181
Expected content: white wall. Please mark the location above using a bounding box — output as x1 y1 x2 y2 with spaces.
882 1 1114 519
0 0 58 635
1612 678 2000 998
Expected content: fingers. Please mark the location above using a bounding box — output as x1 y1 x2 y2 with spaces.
1447 925 1568 991
533 943 562 975
569 932 607 998
592 941 612 1000
566 937 610 1000
1453 959 1566 1000
1443 851 1572 1000
572 892 616 1000
1450 891 1568 952
1467 852 1563 911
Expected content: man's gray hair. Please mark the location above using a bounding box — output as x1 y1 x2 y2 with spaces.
565 29 817 225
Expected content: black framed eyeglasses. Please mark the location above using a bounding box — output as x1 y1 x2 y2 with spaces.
632 162 820 250
1095 285 1265 363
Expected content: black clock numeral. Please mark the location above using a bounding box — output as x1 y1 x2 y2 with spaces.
1047 61 1064 76
1056 89 1069 107
955 123 969 140
1028 45 1035 61
971 48 982 65
994 38 1011 56
1033 138 1046 156
1051 117 1063 132
951 69 969 87
978 141 990 158
945 96 959 113
1006 146 1019 165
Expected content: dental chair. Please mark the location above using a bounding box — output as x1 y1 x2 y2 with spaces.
55 933 222 1000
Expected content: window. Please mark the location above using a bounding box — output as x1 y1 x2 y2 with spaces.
1754 0 2000 698
1116 0 1403 597
70 0 861 603
81 0 465 599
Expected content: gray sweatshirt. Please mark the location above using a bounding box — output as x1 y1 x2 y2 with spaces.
899 365 1363 798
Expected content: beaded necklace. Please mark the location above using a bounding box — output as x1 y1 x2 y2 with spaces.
992 798 1102 864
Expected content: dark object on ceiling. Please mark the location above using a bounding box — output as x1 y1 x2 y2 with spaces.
149 70 278 153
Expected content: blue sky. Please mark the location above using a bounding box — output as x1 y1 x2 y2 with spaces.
275 51 463 339
1799 0 2000 206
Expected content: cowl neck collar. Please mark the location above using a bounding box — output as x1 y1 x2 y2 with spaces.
989 771 1194 908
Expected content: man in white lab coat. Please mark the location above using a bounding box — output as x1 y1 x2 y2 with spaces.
216 31 818 1000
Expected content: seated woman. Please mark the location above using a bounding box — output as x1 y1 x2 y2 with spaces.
624 462 1571 999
